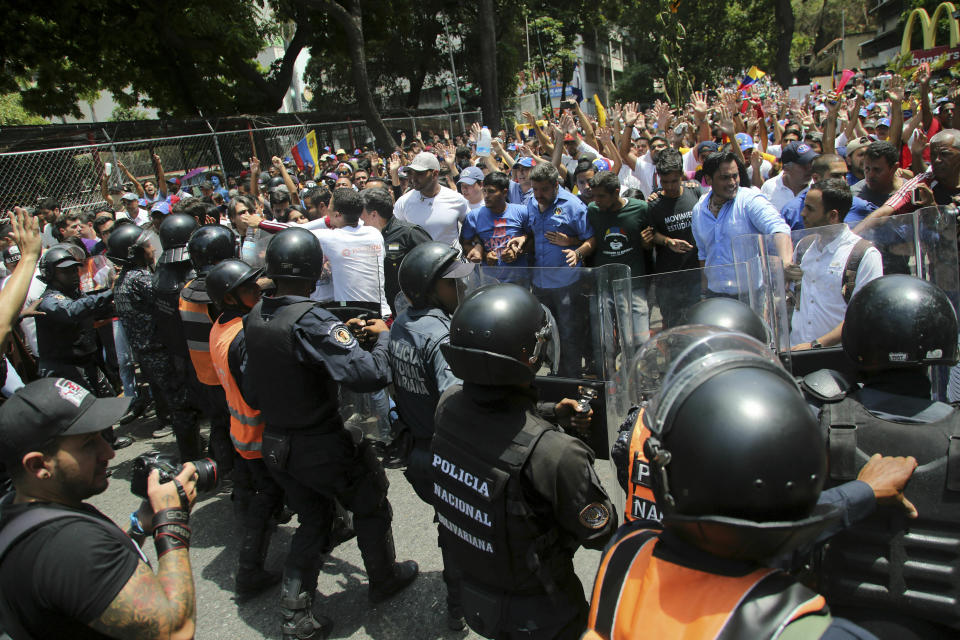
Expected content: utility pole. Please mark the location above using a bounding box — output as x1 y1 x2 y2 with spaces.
443 16 466 134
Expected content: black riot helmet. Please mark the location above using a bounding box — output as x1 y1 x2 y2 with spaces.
187 224 236 275
37 244 81 283
683 297 768 344
641 328 839 562
843 274 959 371
398 241 475 310
441 283 557 386
264 227 324 282
106 222 151 266
207 259 263 308
158 214 199 264
266 176 285 190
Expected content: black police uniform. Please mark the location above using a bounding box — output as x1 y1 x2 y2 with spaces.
114 266 202 460
432 382 614 640
35 284 115 397
242 295 397 599
812 373 960 639
381 217 432 316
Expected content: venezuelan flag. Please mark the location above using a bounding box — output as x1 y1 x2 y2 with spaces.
290 131 320 178
737 66 765 92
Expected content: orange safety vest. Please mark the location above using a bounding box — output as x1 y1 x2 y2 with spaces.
584 529 828 640
178 280 218 385
624 409 661 525
209 316 264 460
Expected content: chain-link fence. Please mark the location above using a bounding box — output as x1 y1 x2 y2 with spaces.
0 110 483 214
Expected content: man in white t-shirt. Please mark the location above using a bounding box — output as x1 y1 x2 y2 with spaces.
393 152 469 253
117 193 150 226
311 188 390 317
457 166 485 213
1 244 45 357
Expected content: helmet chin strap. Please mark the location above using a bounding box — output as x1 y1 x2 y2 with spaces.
643 436 676 510
527 322 552 365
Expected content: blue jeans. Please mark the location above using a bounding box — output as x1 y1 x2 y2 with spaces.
112 319 137 398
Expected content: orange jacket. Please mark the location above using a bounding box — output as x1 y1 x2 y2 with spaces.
209 316 264 459
624 409 661 525
584 528 827 639
178 281 218 385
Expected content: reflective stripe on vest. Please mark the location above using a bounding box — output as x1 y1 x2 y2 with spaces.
585 529 826 639
209 316 265 460
624 410 661 525
179 285 218 385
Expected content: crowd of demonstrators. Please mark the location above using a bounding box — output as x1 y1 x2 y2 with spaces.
2 58 960 639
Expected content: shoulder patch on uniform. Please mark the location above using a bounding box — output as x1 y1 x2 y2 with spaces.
330 323 357 347
53 294 67 300
579 502 610 530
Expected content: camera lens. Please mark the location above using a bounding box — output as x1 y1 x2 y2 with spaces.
191 458 219 493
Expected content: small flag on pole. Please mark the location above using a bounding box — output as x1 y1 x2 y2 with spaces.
737 66 766 92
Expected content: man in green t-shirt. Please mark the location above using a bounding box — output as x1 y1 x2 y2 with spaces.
586 171 654 342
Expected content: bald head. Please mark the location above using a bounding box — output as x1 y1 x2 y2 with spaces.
931 129 960 149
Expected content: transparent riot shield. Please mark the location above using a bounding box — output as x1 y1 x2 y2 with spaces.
474 263 633 463
732 208 959 399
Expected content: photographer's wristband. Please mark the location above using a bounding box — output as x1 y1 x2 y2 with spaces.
152 508 191 557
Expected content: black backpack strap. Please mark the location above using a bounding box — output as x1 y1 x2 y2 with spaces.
841 238 873 303
0 507 146 565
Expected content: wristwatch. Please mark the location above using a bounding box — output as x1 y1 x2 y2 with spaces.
810 339 823 349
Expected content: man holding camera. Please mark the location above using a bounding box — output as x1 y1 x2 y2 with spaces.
0 378 200 640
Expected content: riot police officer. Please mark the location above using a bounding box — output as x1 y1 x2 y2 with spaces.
34 244 115 395
814 274 959 639
146 213 199 436
108 222 202 461
179 224 237 476
242 227 417 639
583 328 876 639
206 259 284 601
432 282 615 640
388 241 473 628
611 297 768 526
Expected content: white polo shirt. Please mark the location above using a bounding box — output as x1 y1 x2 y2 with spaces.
790 226 883 346
393 185 469 252
760 173 802 212
310 223 390 317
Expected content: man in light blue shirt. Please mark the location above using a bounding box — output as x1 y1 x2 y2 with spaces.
692 151 797 295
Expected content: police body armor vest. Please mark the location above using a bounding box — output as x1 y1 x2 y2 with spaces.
584 528 828 640
431 385 565 596
153 263 194 358
624 409 662 526
243 300 340 431
209 316 265 459
818 395 960 629
36 288 97 364
179 278 218 385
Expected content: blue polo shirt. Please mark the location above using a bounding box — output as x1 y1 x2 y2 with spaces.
462 203 532 283
781 189 875 230
692 187 790 294
526 187 593 289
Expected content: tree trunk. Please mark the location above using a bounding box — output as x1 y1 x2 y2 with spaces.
313 0 397 151
773 0 795 88
476 0 501 129
406 62 429 109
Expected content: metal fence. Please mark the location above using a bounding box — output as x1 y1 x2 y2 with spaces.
0 110 483 214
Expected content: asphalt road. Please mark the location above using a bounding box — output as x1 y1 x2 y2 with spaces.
90 413 621 640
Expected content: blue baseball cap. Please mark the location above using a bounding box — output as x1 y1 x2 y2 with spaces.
150 201 171 215
735 133 754 151
878 118 891 128
515 157 536 168
781 141 819 165
457 166 485 185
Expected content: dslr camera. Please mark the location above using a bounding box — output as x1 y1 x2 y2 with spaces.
130 451 218 499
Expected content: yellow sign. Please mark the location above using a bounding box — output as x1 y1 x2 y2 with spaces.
901 2 960 55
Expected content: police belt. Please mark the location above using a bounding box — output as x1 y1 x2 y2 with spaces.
262 415 344 435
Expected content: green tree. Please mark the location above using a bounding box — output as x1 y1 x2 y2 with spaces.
0 94 48 126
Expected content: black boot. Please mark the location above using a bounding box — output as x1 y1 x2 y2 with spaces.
279 574 332 639
236 525 281 602
366 530 418 603
118 392 152 425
